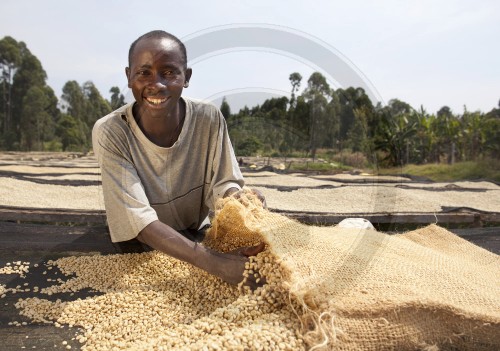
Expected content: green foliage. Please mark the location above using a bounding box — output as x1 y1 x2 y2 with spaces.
0 35 119 152
220 97 231 119
229 96 300 158
336 87 374 142
227 70 499 174
483 108 500 159
0 36 22 67
1 36 52 148
237 136 263 156
56 114 88 152
43 139 63 152
289 72 302 108
19 86 52 150
289 161 349 172
374 100 418 166
1 34 499 175
59 80 111 151
109 87 126 110
0 37 23 88
260 96 288 120
378 159 500 182
83 81 111 126
302 72 333 158
0 36 23 138
61 81 86 121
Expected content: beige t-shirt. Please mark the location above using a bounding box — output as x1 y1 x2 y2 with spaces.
92 97 244 242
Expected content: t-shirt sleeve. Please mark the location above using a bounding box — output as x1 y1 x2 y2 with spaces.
206 111 245 209
92 119 158 242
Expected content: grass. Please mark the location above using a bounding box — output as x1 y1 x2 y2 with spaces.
288 161 352 172
377 159 500 183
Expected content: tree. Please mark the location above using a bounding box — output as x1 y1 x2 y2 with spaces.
19 86 55 151
460 109 483 161
347 107 370 153
0 36 22 136
260 96 288 121
61 81 86 121
433 106 461 164
336 87 375 145
286 73 305 153
43 86 61 142
58 80 111 151
238 136 263 156
109 86 125 110
483 107 500 159
386 98 412 116
56 114 87 151
289 95 310 151
220 97 231 119
289 72 302 109
0 36 59 150
83 81 111 128
11 49 47 143
302 72 332 158
373 100 418 166
410 106 434 164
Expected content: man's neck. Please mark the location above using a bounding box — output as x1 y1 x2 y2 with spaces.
133 100 185 147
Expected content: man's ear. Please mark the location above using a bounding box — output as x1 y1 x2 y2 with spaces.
184 68 193 87
125 67 131 88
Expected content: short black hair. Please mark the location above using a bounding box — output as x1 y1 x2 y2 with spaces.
128 30 187 68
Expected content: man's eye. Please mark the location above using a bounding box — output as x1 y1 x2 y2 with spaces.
164 70 174 76
137 70 150 76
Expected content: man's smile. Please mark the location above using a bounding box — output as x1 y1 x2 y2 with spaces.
144 96 169 107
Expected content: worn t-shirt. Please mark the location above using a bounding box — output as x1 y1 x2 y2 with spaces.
92 97 244 242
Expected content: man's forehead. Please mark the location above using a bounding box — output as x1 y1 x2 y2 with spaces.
132 37 182 61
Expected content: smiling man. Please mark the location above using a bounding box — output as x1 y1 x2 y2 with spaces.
92 30 264 286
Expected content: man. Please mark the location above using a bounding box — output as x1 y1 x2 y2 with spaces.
92 30 264 286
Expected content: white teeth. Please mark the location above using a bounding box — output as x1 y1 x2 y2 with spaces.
146 98 167 105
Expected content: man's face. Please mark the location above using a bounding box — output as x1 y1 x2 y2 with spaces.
126 37 191 118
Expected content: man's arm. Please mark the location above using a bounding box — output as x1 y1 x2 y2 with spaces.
136 188 267 286
136 220 250 285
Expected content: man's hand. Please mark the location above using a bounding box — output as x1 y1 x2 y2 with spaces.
224 187 267 208
209 242 266 289
228 242 266 257
137 221 266 288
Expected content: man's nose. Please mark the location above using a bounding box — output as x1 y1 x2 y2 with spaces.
149 74 168 89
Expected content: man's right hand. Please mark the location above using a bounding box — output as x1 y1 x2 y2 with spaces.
204 243 266 289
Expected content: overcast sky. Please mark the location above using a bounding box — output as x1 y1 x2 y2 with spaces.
1 0 499 114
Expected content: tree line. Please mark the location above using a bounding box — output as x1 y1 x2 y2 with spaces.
224 72 499 167
0 36 124 152
1 35 499 167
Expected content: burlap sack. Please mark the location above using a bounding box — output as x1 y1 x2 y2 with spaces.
205 192 500 350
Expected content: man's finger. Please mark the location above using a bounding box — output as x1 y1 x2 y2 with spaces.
250 189 267 208
240 242 266 257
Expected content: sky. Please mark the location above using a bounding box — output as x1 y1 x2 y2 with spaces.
1 0 499 114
